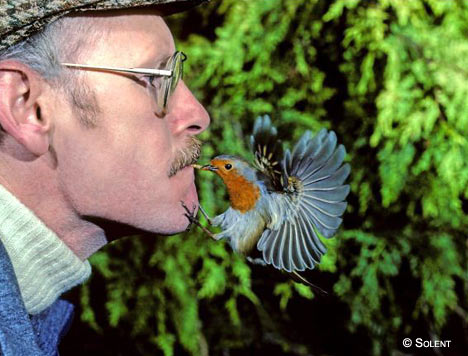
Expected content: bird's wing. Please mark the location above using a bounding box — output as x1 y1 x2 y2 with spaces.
257 128 350 272
250 115 284 191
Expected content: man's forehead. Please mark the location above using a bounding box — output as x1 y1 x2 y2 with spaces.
77 9 175 65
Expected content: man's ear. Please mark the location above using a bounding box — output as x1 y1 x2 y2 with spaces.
0 60 52 156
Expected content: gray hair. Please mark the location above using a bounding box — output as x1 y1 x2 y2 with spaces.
0 15 101 143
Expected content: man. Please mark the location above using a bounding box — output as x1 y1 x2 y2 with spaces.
0 0 210 354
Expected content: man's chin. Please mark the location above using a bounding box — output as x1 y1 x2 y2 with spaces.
84 215 192 242
156 224 191 236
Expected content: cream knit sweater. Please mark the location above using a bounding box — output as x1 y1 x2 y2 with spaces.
0 184 91 315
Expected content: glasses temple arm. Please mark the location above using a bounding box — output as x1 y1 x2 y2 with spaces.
61 63 172 76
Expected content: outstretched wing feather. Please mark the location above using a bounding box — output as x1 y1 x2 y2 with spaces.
272 222 289 270
290 221 305 271
303 195 348 216
303 164 351 190
296 212 321 266
302 145 346 181
283 149 292 173
290 131 311 172
302 145 346 183
250 115 284 190
283 223 294 271
294 131 337 178
308 185 350 202
257 128 350 272
300 198 343 231
259 208 327 272
262 221 287 267
298 211 326 261
303 129 328 161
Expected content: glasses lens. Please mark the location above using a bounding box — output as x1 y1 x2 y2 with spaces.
158 51 186 114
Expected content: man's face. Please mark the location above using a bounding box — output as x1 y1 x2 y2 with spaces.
53 11 209 234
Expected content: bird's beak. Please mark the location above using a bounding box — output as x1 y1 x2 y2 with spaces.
201 164 218 172
191 164 218 172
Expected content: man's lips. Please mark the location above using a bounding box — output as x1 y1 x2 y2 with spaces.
169 161 194 177
172 164 195 179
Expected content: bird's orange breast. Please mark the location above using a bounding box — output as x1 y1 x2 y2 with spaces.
218 171 260 213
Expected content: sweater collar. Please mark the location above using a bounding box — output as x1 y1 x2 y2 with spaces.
0 184 91 315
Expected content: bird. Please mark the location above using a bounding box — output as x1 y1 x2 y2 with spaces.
185 115 350 287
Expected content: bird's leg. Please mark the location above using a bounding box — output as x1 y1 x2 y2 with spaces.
181 201 218 240
198 204 214 225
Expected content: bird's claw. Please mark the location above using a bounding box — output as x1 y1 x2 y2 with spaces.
181 201 197 231
180 201 218 240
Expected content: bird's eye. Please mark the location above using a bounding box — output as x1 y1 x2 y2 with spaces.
225 163 232 170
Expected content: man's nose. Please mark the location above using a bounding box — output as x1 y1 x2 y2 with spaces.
167 80 210 135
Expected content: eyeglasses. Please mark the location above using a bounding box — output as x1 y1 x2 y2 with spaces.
61 51 187 117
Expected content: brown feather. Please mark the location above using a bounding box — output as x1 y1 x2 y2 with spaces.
211 159 260 213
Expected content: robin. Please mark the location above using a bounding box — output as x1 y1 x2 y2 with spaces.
185 115 350 286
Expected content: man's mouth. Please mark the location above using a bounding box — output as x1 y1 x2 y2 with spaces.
168 136 202 177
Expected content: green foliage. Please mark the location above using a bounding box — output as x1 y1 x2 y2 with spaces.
74 1 468 355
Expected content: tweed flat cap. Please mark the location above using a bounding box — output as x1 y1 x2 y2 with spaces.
0 0 208 51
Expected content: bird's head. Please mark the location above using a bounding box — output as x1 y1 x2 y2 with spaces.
195 155 261 213
199 155 257 182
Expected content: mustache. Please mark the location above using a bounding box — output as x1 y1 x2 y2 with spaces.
168 136 202 177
